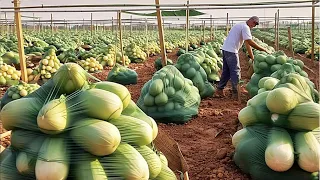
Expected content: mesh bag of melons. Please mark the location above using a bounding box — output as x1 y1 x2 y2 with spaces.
0 82 40 109
107 63 138 85
175 53 215 98
232 124 319 180
0 62 176 180
137 65 201 124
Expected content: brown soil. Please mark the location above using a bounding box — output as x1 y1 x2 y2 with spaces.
0 45 318 179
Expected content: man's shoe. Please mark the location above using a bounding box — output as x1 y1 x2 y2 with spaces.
215 89 225 98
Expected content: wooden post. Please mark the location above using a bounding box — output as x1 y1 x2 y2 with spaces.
287 27 294 57
226 13 229 35
213 20 215 40
50 13 53 34
311 0 315 63
38 17 41 32
82 18 85 31
91 13 93 36
277 9 280 50
13 0 28 83
210 15 213 41
118 11 125 66
155 0 167 66
185 0 189 52
202 20 205 42
130 15 133 36
33 13 35 31
112 17 114 34
145 18 149 58
274 13 278 51
5 12 8 38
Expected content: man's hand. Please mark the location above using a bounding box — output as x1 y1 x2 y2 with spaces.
263 49 271 54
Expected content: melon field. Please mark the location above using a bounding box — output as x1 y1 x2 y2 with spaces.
0 7 319 180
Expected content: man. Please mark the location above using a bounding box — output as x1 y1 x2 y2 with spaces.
215 16 269 98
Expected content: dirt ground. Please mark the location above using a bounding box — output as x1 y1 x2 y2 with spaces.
0 46 319 180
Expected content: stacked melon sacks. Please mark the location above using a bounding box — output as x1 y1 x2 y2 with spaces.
0 63 177 180
233 71 320 179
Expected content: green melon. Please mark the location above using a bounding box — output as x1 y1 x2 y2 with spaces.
255 54 266 62
258 62 269 70
276 55 287 64
149 79 164 96
144 94 155 107
155 92 168 106
265 55 276 65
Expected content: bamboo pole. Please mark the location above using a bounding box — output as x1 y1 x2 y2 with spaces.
13 0 28 83
118 11 125 66
311 0 315 62
277 9 280 50
185 0 189 52
145 18 149 58
91 13 93 36
155 0 167 66
287 27 294 57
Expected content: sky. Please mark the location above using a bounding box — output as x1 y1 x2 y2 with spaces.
0 0 319 27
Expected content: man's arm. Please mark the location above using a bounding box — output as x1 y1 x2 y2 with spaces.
245 40 254 60
245 39 268 53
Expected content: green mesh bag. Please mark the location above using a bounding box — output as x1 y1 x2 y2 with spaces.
137 65 200 124
233 125 317 180
107 64 138 85
174 53 215 98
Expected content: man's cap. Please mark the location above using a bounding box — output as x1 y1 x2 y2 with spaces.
250 16 260 25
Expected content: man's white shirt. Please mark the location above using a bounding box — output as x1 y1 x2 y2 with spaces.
222 22 252 54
